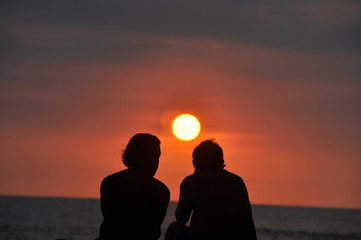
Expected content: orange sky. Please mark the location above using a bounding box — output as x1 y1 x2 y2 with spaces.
1 0 360 209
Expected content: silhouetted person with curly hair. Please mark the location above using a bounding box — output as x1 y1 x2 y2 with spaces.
165 139 257 240
96 133 170 240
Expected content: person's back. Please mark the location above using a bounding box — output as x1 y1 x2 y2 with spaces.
166 139 257 240
98 169 169 239
177 169 256 239
96 133 170 240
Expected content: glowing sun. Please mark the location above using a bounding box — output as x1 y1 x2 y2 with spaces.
172 114 201 141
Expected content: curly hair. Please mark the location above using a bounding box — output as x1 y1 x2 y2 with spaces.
192 139 225 172
122 133 161 168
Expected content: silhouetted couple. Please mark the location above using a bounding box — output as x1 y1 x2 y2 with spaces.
96 133 257 240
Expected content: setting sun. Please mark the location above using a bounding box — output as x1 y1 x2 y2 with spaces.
172 114 201 141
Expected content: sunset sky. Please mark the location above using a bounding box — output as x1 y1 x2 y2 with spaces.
1 0 360 209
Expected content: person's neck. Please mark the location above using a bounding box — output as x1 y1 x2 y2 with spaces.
128 168 155 177
194 168 224 174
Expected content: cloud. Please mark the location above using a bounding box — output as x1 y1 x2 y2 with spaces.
1 0 360 207
1 0 360 54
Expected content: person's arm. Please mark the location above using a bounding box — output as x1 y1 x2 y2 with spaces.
157 185 171 225
241 180 257 240
100 176 114 218
175 177 195 225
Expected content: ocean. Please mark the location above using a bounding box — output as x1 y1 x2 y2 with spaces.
0 196 360 240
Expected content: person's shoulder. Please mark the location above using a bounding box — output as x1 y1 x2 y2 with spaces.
181 171 221 182
222 169 245 182
179 173 200 187
152 177 169 189
151 177 170 197
150 176 169 191
182 173 197 182
102 170 127 183
107 169 126 178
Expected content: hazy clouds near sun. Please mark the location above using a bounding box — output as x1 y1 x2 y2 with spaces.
0 0 360 207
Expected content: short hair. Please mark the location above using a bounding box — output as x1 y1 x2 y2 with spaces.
122 133 161 169
192 139 225 172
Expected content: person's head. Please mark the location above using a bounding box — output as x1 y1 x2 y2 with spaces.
122 133 161 176
192 139 225 172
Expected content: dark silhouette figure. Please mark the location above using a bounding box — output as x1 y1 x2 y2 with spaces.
96 133 170 240
165 139 257 240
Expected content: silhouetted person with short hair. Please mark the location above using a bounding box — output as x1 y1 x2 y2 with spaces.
165 139 257 240
96 133 170 240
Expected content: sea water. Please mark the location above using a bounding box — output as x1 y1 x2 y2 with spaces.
0 196 360 240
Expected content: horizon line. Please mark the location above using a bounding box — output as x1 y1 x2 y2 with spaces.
1 194 360 211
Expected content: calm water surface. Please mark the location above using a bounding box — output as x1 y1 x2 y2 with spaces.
0 196 360 240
